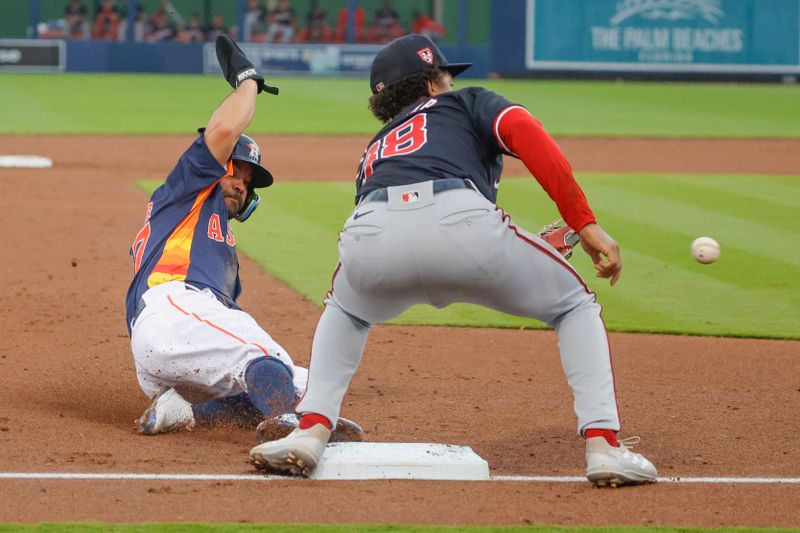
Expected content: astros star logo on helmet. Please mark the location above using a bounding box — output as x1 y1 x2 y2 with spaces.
417 47 434 64
247 142 259 159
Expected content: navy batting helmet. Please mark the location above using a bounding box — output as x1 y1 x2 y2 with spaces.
197 129 273 222
230 134 271 222
231 133 273 188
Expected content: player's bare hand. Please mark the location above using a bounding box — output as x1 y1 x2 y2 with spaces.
578 223 622 285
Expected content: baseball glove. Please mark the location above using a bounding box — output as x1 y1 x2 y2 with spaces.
216 35 279 95
539 219 580 259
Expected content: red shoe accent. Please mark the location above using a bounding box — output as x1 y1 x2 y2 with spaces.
299 413 332 430
585 429 618 447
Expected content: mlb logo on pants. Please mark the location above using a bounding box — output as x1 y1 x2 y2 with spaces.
401 191 419 204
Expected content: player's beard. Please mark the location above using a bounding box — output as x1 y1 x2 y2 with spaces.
224 194 243 217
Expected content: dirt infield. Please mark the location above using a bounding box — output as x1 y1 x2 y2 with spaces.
1 135 799 527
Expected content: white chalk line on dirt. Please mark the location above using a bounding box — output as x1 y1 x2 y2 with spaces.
493 476 800 484
1 473 799 484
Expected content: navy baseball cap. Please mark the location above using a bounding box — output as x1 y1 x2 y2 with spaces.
369 34 472 94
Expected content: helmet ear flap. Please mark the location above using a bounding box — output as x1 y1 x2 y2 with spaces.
235 190 260 222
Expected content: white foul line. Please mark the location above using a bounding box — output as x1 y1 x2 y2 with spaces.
0 472 799 484
492 475 800 484
0 473 291 481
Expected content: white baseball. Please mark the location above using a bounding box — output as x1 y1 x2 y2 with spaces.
691 236 720 264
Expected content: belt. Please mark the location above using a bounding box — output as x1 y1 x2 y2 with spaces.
358 178 474 204
133 297 147 322
132 282 202 325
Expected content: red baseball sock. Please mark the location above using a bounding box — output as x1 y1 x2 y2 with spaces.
299 412 332 430
585 429 618 447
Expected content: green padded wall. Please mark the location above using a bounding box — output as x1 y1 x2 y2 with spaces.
0 0 30 37
0 0 489 43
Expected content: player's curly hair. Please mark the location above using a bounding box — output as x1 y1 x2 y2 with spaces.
369 66 448 123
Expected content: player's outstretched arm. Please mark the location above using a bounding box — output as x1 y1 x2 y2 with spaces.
205 35 277 167
495 106 596 232
495 106 621 284
578 223 622 285
205 79 258 166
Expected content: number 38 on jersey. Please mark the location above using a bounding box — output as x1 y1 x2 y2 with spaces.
358 112 430 182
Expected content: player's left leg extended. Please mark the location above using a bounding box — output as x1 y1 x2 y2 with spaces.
435 203 655 485
440 204 621 433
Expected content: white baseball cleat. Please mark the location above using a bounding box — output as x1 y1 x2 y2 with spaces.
585 436 657 487
136 387 196 435
250 423 331 477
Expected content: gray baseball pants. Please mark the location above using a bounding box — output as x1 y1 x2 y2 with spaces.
296 180 620 435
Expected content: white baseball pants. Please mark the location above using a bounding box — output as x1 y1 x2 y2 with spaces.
130 281 306 402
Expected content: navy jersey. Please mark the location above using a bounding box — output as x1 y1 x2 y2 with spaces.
355 87 515 203
125 134 241 329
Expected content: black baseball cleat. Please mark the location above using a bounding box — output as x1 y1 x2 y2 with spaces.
255 413 365 444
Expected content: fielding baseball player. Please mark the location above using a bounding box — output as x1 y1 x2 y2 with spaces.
126 36 362 443
251 34 656 487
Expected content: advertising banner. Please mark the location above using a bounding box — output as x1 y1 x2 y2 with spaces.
203 43 382 76
526 0 800 73
0 40 65 72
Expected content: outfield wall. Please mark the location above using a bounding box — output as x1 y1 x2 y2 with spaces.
2 0 798 78
490 0 800 77
0 38 489 77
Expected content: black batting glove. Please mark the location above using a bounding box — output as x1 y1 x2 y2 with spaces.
215 35 279 96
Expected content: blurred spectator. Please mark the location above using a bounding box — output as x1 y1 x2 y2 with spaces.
205 14 234 42
116 3 146 42
411 11 446 42
265 0 297 43
297 5 332 43
92 0 121 40
145 10 177 42
37 20 67 39
243 0 267 42
177 12 206 43
335 6 365 43
64 0 89 39
368 0 404 43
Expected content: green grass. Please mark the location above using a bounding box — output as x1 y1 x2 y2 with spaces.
2 73 799 137
140 173 800 339
2 526 798 533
